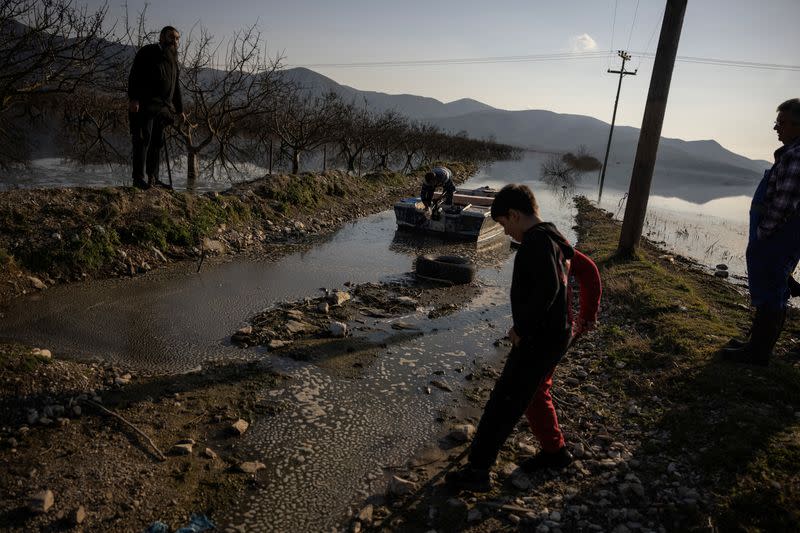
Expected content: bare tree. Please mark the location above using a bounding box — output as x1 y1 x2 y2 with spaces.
541 153 577 189
58 87 128 164
562 145 602 172
398 121 428 174
0 0 120 166
333 98 371 173
269 89 342 174
176 24 284 188
366 109 406 171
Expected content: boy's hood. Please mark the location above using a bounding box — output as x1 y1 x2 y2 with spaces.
525 222 575 259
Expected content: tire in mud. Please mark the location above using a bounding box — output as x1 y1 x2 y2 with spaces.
415 255 476 285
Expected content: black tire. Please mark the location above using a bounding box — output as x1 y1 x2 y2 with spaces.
415 255 476 285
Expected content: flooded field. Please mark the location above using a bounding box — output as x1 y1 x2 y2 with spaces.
0 153 773 530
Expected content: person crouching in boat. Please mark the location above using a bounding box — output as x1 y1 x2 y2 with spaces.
421 166 457 217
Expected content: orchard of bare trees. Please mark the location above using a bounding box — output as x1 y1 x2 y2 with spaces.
1 0 517 188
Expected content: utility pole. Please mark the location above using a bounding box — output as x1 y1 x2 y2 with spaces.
598 50 636 204
618 0 687 256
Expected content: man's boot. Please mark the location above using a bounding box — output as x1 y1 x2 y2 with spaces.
722 307 785 366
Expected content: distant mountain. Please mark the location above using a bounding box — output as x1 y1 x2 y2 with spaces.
280 67 769 200
281 67 494 118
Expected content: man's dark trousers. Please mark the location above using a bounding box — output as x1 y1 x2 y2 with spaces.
468 333 570 470
130 111 165 182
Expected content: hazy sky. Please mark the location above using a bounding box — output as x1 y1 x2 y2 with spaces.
87 0 798 160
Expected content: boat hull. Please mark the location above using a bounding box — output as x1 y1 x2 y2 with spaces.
393 187 503 243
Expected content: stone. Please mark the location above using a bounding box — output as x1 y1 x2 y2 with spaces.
201 238 226 255
572 443 585 458
392 296 418 307
715 264 728 271
237 325 253 335
467 508 482 522
550 510 562 521
231 419 249 435
511 473 531 490
71 505 86 525
286 320 315 335
391 321 419 330
28 489 54 513
202 448 218 460
236 461 266 474
170 443 193 455
430 380 452 392
28 277 47 290
32 348 52 359
329 321 348 338
440 497 468 525
317 302 330 314
447 424 476 443
268 339 291 350
714 270 729 279
388 475 416 497
356 504 373 523
328 290 351 306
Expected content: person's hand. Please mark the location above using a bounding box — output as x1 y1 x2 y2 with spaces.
129 100 139 113
508 327 521 347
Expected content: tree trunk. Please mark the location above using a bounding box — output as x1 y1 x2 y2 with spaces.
187 148 199 191
292 149 300 174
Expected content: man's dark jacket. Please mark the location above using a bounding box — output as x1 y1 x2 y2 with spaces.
127 43 183 116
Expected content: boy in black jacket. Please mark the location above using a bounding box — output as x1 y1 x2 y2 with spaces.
446 184 574 492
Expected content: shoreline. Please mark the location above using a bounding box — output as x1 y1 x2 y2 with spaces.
0 163 477 310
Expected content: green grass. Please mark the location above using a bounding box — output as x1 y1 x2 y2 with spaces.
0 343 50 372
575 196 800 531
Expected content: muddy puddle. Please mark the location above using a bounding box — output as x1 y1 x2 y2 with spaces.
0 172 579 531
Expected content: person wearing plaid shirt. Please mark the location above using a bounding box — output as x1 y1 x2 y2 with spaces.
723 98 800 365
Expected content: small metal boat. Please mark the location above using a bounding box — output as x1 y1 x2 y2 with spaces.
393 186 503 242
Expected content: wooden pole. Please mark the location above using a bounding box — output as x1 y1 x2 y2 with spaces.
598 51 636 203
618 0 687 256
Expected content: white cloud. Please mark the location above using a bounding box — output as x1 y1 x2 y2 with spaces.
571 33 598 52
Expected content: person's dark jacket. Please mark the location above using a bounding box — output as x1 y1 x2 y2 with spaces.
511 222 574 349
127 43 183 117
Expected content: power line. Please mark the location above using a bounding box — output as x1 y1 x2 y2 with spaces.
291 52 800 72
293 51 610 69
625 0 641 51
608 0 619 69
635 4 665 71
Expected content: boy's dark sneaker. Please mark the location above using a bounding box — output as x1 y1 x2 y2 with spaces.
519 447 573 472
444 465 491 492
132 177 150 190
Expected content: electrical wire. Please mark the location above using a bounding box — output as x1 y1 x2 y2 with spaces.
608 0 619 69
292 52 800 72
635 4 665 71
625 0 641 51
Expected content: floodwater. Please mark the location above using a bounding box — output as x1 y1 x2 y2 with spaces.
0 159 583 531
0 153 767 530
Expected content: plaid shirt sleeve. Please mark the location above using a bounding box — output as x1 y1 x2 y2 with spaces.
758 142 800 240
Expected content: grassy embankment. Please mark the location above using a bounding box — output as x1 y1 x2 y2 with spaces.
0 163 474 303
576 196 800 530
